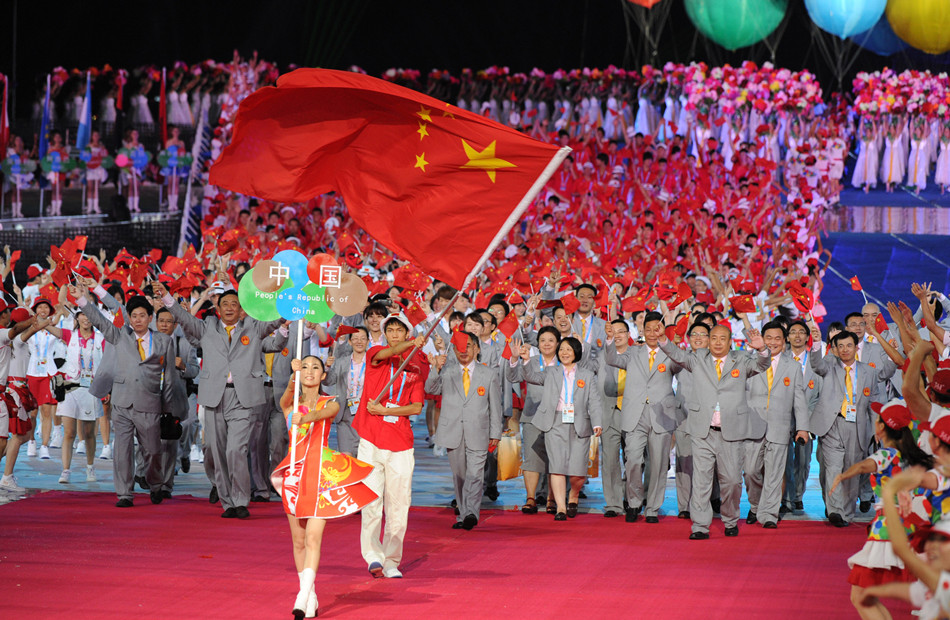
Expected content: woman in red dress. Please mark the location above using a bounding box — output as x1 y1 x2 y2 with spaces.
272 356 377 619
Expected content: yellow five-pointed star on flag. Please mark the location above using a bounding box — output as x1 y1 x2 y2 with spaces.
414 153 428 172
417 122 429 140
416 106 432 122
460 139 516 183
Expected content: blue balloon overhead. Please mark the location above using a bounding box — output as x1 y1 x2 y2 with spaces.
804 0 886 39
851 15 909 56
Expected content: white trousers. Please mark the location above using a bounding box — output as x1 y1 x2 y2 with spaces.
358 438 414 570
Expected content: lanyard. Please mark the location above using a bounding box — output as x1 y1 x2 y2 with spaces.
563 368 575 405
539 356 561 370
349 357 366 400
79 335 94 374
388 362 406 404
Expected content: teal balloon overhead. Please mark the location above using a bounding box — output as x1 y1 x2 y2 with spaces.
804 0 886 39
685 0 788 51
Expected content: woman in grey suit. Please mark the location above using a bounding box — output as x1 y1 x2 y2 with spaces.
521 337 602 521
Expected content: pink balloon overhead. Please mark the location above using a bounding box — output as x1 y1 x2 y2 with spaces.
306 253 339 285
626 0 665 7
114 153 130 168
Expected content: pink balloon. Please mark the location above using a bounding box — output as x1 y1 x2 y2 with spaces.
114 153 130 168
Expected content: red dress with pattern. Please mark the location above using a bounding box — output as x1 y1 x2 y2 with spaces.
271 396 377 519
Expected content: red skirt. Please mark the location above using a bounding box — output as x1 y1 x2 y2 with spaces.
847 564 914 588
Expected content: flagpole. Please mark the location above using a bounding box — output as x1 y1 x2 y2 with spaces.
369 290 461 404
290 318 303 469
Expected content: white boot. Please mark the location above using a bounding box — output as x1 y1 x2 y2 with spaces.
305 586 318 618
12 202 21 218
130 196 140 213
294 569 315 618
168 193 178 212
92 198 101 214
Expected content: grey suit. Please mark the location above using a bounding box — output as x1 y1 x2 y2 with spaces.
425 362 502 521
506 356 550 476
743 353 809 524
80 299 176 502
166 299 286 510
661 341 771 533
522 361 602 477
598 357 625 514
160 332 198 492
324 351 366 456
810 345 892 522
784 349 822 511
605 343 683 517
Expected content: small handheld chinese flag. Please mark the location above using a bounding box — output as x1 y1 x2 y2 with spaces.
497 312 520 338
850 276 862 291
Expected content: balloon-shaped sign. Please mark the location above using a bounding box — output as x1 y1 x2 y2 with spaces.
327 273 369 317
685 0 788 51
887 0 950 55
252 259 283 293
804 0 885 39
851 15 909 56
306 253 339 286
239 250 336 323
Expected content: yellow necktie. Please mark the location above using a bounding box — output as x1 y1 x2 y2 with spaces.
841 367 853 417
716 359 722 380
264 352 275 377
617 368 626 409
463 367 470 397
226 325 235 343
794 356 801 362
766 364 774 408
649 350 655 372
867 335 875 344
137 337 146 361
581 318 587 339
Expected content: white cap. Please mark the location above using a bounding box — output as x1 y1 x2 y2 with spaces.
382 312 412 332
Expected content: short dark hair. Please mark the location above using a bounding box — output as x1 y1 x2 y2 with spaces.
126 296 154 316
687 322 709 337
364 302 389 319
832 331 859 347
218 290 239 304
559 336 583 363
643 311 664 327
575 283 598 298
844 312 864 325
464 313 485 327
537 325 560 344
610 319 629 331
488 297 510 316
156 307 175 321
787 319 809 333
761 320 787 340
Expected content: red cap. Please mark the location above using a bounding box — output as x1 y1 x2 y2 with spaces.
10 308 30 323
26 264 43 279
870 399 915 431
31 298 54 312
922 414 950 445
931 369 950 400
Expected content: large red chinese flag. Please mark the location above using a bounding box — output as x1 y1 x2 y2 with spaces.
210 69 570 290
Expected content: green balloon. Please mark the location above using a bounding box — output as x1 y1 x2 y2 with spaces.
685 0 788 50
302 281 335 323
239 266 284 321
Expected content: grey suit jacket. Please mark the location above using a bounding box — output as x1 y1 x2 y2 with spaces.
746 353 809 443
80 301 176 413
522 361 603 436
598 357 623 432
809 347 889 449
605 343 683 433
87 289 128 399
425 362 502 450
167 301 286 409
323 351 366 426
166 332 199 418
506 355 551 426
660 341 771 441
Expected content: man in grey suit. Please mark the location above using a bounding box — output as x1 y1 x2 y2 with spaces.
807 321 895 526
605 311 683 523
540 277 608 365
742 321 810 529
425 332 502 530
72 283 176 507
325 326 369 456
599 319 631 518
782 320 822 515
153 282 286 519
660 324 770 539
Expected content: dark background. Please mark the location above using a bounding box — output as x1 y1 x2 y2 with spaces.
3 0 949 120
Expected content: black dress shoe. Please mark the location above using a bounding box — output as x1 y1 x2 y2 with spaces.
710 498 721 514
763 521 778 529
485 486 499 501
566 502 578 518
150 491 163 505
829 513 849 528
645 516 659 524
180 456 190 473
221 507 238 518
251 495 270 502
625 508 640 523
724 526 739 537
579 490 588 499
160 490 172 499
678 511 690 519
794 500 804 511
115 498 133 508
688 531 709 540
860 500 872 512
209 486 219 504
462 514 478 530
135 476 149 491
554 512 567 521
779 505 792 516
452 521 464 529
603 510 620 518
746 510 757 525
235 506 250 519
451 498 458 508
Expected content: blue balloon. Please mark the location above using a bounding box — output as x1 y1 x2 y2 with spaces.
805 0 886 39
272 250 309 284
851 15 909 56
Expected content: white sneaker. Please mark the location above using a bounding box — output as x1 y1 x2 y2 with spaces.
86 465 97 482
382 566 403 579
197 449 204 464
58 470 71 484
50 426 64 448
76 441 86 455
189 445 201 462
99 444 112 460
27 440 37 457
39 445 51 460
0 475 24 492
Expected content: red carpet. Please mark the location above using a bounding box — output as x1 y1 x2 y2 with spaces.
2 491 916 618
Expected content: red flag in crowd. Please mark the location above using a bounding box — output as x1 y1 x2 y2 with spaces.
336 325 361 338
850 276 862 291
496 311 519 338
209 69 569 290
451 329 469 353
729 295 756 314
